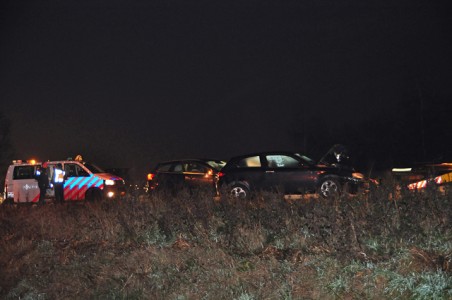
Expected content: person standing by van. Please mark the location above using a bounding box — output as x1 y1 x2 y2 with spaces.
36 163 49 205
53 163 66 204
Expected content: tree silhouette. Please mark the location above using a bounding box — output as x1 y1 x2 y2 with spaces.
288 94 452 175
0 112 14 190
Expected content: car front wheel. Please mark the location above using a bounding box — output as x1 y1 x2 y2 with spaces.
230 183 249 199
318 178 341 198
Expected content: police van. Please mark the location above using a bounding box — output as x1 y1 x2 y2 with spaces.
3 159 126 204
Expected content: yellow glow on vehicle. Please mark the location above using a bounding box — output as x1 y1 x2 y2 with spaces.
437 172 452 184
204 169 214 178
29 159 37 165
352 172 364 179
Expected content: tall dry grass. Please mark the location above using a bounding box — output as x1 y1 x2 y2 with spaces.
0 183 451 299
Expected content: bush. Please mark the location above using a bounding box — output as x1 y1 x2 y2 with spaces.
0 185 451 299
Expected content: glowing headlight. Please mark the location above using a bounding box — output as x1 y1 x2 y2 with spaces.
107 191 115 198
105 179 115 186
352 172 364 179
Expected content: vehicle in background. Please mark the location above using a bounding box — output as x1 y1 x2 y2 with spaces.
146 159 226 195
3 159 126 204
218 146 373 199
392 162 452 191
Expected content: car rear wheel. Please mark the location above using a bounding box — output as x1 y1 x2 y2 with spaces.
230 183 249 199
318 178 341 198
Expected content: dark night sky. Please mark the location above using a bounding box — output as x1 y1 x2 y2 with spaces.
1 0 451 181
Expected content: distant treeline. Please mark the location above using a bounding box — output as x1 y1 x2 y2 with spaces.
290 97 452 173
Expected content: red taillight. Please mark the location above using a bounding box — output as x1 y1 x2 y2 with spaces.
147 173 155 181
218 172 225 178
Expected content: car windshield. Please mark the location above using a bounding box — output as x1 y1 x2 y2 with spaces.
83 162 105 173
294 153 315 165
205 160 227 171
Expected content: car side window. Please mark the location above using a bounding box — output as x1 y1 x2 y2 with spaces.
186 163 207 173
76 165 89 177
266 155 300 168
237 156 261 168
65 164 77 177
173 164 183 173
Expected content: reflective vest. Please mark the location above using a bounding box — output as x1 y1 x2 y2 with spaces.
54 168 65 183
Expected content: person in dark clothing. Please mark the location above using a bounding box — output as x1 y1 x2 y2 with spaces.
52 163 66 204
36 164 49 205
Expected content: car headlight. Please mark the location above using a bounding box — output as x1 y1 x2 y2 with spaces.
105 179 115 186
352 172 364 179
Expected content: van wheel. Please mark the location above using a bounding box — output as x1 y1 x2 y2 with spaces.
318 178 341 199
230 183 249 199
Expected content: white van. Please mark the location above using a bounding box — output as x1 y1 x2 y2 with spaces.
3 159 126 204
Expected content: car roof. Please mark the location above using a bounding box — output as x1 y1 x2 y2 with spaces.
157 158 225 164
227 151 304 160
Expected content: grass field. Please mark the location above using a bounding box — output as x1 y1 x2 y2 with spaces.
0 183 451 299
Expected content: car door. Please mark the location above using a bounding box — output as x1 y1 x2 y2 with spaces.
63 163 91 200
12 164 40 202
263 154 314 193
230 155 266 191
183 161 214 189
157 162 185 190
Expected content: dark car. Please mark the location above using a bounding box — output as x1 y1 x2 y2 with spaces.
146 159 226 195
218 147 370 199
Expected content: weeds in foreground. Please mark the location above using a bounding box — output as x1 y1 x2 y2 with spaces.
0 185 451 299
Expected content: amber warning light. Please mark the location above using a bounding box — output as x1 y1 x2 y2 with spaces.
147 173 155 181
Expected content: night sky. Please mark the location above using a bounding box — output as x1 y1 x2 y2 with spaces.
1 0 451 181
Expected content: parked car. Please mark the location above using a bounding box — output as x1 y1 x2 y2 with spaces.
392 162 452 191
218 146 372 199
146 159 227 195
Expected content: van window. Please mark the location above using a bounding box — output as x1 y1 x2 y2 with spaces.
65 163 89 177
83 163 104 173
13 165 37 180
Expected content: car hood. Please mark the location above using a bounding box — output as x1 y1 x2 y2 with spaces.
318 144 353 168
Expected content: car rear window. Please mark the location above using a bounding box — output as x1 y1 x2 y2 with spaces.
13 165 37 180
237 156 261 168
156 163 172 172
205 160 226 170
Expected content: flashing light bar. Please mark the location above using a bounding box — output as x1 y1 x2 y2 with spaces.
12 159 38 165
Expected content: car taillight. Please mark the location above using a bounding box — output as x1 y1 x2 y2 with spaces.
147 173 155 181
218 172 225 178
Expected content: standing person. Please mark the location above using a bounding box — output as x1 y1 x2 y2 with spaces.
36 163 49 205
53 163 66 204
